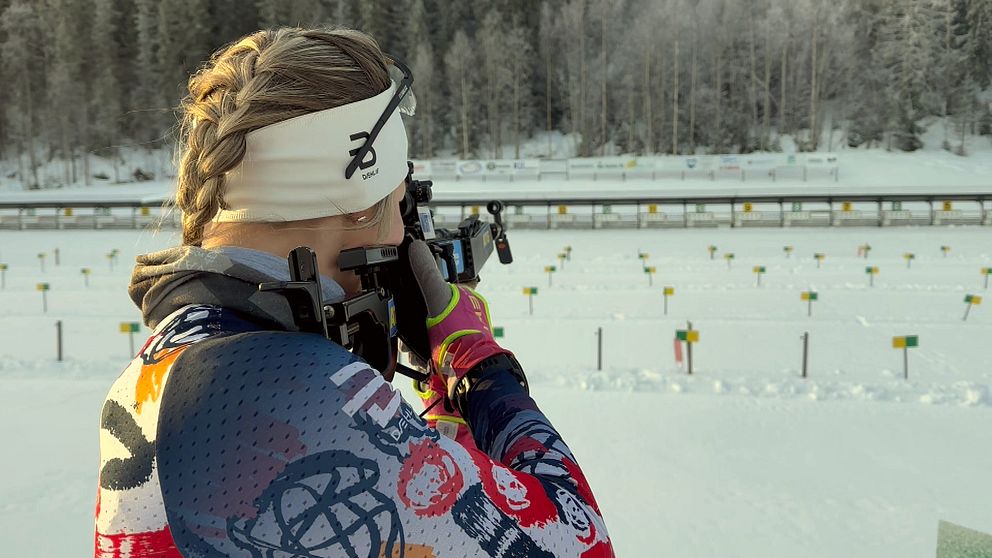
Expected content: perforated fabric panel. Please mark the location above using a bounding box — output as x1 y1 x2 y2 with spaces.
157 331 478 557
156 329 612 557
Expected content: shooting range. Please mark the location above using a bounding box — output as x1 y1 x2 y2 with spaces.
3 5 992 551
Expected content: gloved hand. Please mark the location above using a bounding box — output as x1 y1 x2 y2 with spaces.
406 240 513 398
412 374 476 447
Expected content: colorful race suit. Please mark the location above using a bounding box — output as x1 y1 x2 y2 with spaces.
95 246 613 557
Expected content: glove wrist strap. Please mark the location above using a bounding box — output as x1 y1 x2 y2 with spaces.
451 353 528 418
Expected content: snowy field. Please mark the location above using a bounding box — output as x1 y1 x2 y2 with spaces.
1 226 991 557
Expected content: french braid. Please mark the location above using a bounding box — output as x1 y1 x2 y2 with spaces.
175 27 392 246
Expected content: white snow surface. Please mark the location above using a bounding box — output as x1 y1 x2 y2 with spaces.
1 226 991 557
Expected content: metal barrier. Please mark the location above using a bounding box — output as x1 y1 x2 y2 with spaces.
0 193 988 231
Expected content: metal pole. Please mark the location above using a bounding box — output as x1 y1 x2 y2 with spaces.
664 294 669 316
56 320 63 362
548 272 552 287
808 298 813 317
648 273 653 287
596 327 603 371
963 303 972 321
903 348 908 380
1 269 4 289
42 291 48 313
985 274 989 290
686 320 694 375
129 331 135 357
54 248 60 266
801 332 809 378
529 294 533 316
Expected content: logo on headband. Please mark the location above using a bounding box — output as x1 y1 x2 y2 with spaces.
348 132 378 180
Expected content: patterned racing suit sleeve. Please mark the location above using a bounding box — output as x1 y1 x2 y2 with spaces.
156 330 613 558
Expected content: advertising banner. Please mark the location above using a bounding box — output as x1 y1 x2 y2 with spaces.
540 159 568 174
454 159 541 177
410 160 431 176
431 160 458 177
803 153 839 168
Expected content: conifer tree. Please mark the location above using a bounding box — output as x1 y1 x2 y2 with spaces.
1 0 44 188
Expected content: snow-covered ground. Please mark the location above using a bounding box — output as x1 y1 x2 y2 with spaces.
1 226 991 557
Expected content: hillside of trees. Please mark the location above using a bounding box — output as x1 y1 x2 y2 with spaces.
1 0 990 189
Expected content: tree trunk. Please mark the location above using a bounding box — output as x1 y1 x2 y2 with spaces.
779 44 787 135
600 0 608 155
427 95 434 157
959 105 967 152
748 10 758 144
579 2 586 156
657 45 666 154
421 90 432 158
943 0 952 143
513 67 521 159
83 148 91 186
627 92 634 151
546 43 552 156
644 48 653 154
762 34 771 149
672 39 679 155
809 15 819 151
112 140 120 183
488 70 496 158
71 146 78 185
689 41 696 153
714 48 722 152
460 67 469 158
61 125 71 186
16 140 26 190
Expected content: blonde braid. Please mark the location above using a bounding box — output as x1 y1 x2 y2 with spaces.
175 28 391 246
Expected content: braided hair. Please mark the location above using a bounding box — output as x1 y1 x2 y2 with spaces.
175 28 392 246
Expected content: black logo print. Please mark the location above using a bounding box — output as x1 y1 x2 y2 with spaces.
99 400 154 491
349 132 377 170
227 450 403 557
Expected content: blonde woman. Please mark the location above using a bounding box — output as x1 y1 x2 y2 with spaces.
95 27 613 558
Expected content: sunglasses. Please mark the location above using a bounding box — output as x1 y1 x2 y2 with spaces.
344 54 414 180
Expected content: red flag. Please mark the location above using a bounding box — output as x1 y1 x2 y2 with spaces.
674 337 684 367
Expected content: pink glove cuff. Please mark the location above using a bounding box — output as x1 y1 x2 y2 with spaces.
425 285 512 391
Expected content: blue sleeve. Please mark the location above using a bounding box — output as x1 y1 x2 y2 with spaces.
156 331 613 557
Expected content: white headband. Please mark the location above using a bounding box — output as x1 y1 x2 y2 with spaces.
214 83 408 223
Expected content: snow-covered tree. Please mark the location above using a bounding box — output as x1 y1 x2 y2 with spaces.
43 0 90 185
1 0 44 188
90 0 124 179
0 0 991 168
408 40 436 158
444 30 477 158
876 0 941 148
130 0 162 144
966 0 992 86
